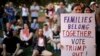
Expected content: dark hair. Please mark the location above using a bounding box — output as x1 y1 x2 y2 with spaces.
43 23 48 26
59 1 65 5
84 5 93 13
35 28 44 37
23 23 30 29
71 3 81 10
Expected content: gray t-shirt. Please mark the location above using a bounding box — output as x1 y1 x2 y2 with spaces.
30 5 40 17
56 7 67 16
56 7 67 25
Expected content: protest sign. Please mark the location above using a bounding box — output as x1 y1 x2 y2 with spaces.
60 13 96 56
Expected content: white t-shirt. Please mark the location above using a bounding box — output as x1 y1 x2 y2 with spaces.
22 7 29 16
30 5 40 17
38 37 44 47
43 29 53 39
54 5 60 12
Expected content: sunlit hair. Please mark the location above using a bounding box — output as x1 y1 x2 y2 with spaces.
35 28 44 38
46 3 54 9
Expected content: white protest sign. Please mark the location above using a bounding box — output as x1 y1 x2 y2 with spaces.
60 13 96 56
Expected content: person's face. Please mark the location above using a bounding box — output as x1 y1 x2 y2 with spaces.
91 4 97 11
24 24 28 29
44 25 48 30
5 4 9 8
9 2 13 7
84 8 91 13
23 4 26 7
17 19 21 24
6 23 11 28
38 29 43 36
19 5 22 8
33 2 37 6
33 19 37 23
80 3 84 8
72 6 82 13
59 2 64 8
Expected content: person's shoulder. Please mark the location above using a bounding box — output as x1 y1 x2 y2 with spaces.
31 22 35 25
3 37 8 40
36 23 39 25
30 5 34 8
56 8 61 12
29 28 33 30
33 36 38 41
20 28 23 31
13 36 19 39
11 28 14 31
96 8 100 13
44 36 47 39
3 37 9 43
3 29 7 32
57 8 61 10
48 29 53 31
29 28 34 32
36 5 40 7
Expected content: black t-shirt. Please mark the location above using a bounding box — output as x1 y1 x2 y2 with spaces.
4 29 13 38
53 31 60 39
0 6 4 18
2 36 20 53
20 28 33 33
45 9 54 15
45 9 55 18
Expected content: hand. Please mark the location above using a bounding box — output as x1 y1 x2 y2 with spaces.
26 42 29 46
12 53 16 56
47 40 51 43
1 51 6 56
58 43 64 49
3 53 6 56
60 45 64 49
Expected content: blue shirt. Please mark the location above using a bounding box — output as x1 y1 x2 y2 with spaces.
31 22 39 30
5 7 15 16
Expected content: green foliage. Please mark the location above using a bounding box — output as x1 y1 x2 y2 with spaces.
2 0 99 6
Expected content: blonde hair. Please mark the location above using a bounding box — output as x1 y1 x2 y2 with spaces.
46 3 54 9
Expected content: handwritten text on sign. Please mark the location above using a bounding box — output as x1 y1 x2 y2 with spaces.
60 13 95 56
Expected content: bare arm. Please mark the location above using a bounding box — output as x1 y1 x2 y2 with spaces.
12 43 20 56
2 44 6 56
19 30 24 41
29 32 33 40
45 12 49 17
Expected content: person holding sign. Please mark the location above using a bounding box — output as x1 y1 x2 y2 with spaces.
60 3 96 56
71 3 82 13
84 6 93 13
60 3 83 48
59 3 85 56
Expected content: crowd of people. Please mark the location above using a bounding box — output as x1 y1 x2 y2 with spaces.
0 1 99 56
